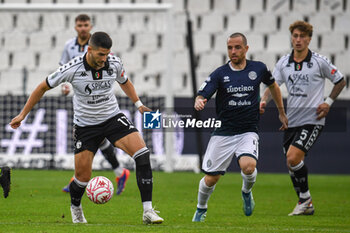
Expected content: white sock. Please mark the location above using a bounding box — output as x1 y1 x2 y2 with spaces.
241 168 257 193
114 167 124 177
197 177 216 209
300 190 311 199
143 201 152 212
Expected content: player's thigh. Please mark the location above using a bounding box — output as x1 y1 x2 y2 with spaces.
114 131 146 156
202 136 237 175
74 150 94 182
103 113 141 156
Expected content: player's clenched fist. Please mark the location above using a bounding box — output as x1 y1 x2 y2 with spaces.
194 96 207 111
9 115 24 129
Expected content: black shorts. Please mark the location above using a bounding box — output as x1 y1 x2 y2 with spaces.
73 113 138 154
283 124 323 155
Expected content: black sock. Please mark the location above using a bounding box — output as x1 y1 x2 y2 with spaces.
289 171 301 198
135 150 152 202
100 142 119 169
291 162 309 203
293 163 309 193
69 179 87 207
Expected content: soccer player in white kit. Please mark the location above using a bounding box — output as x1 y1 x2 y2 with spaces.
10 32 164 224
261 21 346 216
59 14 130 196
192 33 288 222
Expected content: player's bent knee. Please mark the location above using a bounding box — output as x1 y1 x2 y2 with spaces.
239 156 256 175
241 165 256 175
205 175 220 186
286 153 302 167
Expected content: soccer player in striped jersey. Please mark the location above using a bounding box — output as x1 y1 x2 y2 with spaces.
261 21 346 216
59 14 130 196
192 33 288 222
10 32 163 224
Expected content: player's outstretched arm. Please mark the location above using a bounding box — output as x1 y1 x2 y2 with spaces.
119 79 151 114
194 95 207 111
268 82 288 130
316 79 346 120
10 80 50 129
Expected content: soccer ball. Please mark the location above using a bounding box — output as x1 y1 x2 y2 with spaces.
86 176 114 204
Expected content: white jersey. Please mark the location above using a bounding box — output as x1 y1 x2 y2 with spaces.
273 50 343 127
47 54 128 127
59 37 89 65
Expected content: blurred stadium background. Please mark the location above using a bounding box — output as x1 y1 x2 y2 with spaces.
0 0 349 173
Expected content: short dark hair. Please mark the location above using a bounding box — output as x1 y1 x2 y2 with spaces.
75 14 90 23
89 32 112 49
228 32 247 46
289 21 313 37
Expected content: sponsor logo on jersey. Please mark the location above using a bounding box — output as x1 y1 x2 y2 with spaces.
223 76 230 82
248 71 257 80
232 93 249 98
228 100 251 106
226 85 254 93
80 71 88 77
307 62 313 68
84 81 112 95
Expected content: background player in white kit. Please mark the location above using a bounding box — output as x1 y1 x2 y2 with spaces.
59 14 130 196
10 32 163 224
192 33 288 222
261 21 346 216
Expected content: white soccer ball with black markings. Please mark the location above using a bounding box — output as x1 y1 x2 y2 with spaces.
86 176 114 204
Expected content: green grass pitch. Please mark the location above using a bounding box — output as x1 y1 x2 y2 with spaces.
0 170 349 233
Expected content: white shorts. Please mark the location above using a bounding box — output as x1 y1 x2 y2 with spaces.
202 132 259 175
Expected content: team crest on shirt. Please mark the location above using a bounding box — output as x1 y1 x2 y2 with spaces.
95 72 101 79
248 71 257 80
107 68 113 76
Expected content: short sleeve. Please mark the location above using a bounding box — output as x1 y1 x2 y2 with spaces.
261 63 275 86
197 70 219 100
46 65 72 88
319 55 344 84
272 58 285 86
110 56 128 84
59 42 70 66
